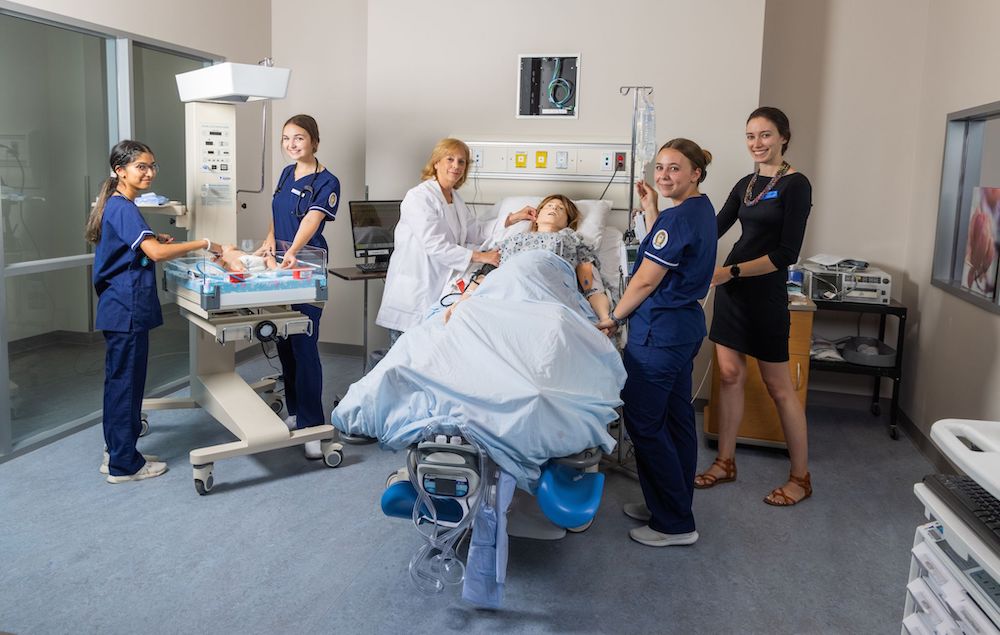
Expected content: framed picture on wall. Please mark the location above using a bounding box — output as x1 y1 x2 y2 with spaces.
960 186 1000 299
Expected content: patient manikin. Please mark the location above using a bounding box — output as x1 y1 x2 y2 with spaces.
212 244 278 273
445 194 611 328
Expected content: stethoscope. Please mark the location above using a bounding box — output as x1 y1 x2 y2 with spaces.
273 159 320 219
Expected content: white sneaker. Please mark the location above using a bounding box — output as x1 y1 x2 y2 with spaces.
629 526 698 547
106 460 168 484
284 415 297 430
623 502 652 522
304 440 322 459
100 451 160 474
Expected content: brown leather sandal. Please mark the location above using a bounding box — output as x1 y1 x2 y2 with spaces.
693 457 737 489
764 472 812 506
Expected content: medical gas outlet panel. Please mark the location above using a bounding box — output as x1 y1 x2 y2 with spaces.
465 141 630 184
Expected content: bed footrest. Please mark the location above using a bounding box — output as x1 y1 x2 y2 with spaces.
535 463 605 529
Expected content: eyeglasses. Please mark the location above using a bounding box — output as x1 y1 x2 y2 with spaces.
131 162 159 174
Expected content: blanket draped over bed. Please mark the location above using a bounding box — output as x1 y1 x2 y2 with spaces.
331 250 624 490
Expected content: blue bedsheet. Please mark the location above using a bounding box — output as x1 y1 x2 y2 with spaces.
331 250 624 490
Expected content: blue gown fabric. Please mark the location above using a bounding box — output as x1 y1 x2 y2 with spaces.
332 250 623 490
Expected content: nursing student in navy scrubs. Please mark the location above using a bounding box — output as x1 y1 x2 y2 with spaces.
596 139 717 547
259 114 339 459
85 140 221 483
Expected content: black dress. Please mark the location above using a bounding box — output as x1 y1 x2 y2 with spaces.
709 172 812 362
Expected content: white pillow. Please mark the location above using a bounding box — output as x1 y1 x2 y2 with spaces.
489 196 610 248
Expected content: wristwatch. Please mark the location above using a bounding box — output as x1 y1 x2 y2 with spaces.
729 263 741 279
611 313 628 328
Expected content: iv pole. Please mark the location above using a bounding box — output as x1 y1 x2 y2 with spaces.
619 85 653 243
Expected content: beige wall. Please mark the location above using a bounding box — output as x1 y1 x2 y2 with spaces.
903 0 1000 433
759 0 928 397
762 0 1000 432
362 0 767 365
270 0 369 347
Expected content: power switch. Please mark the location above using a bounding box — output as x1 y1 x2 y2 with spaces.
614 152 627 171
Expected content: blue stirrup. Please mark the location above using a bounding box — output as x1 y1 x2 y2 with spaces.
381 481 464 523
535 463 605 529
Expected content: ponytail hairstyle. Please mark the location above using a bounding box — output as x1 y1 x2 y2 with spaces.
660 138 713 184
85 140 153 244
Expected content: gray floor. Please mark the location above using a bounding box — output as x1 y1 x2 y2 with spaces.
0 352 932 634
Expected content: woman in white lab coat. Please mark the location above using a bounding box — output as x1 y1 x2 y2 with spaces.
376 138 534 342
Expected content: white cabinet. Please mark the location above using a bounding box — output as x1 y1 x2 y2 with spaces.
903 484 1000 634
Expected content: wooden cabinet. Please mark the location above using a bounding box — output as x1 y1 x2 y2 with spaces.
703 301 814 448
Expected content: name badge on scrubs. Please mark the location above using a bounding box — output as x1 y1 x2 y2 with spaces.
762 190 779 201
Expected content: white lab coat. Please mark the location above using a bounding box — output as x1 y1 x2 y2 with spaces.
376 178 497 332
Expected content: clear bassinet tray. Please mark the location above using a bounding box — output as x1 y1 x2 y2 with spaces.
163 241 328 311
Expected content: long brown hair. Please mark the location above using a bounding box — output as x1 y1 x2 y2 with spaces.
85 140 154 244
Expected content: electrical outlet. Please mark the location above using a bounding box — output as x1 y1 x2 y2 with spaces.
601 152 614 171
471 148 483 168
555 151 569 169
615 152 627 171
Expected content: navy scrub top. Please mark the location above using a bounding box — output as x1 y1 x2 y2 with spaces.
627 194 717 347
272 164 340 251
92 195 163 333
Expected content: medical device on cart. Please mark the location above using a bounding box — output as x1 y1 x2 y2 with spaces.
140 62 343 495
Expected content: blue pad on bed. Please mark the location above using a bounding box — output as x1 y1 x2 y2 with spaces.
535 464 605 529
380 481 464 523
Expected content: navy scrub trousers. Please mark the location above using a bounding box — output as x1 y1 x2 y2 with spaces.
103 330 150 476
622 341 701 534
276 303 324 427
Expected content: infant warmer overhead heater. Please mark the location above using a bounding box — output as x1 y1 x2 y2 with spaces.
141 62 343 495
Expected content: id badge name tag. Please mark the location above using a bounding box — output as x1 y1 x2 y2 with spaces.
290 187 303 197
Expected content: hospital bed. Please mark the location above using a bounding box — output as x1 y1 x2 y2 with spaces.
332 196 626 603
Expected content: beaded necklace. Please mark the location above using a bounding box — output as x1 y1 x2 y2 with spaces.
743 160 790 206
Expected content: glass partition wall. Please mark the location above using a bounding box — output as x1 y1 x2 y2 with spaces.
0 11 213 459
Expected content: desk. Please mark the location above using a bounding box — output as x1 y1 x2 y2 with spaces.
810 298 907 439
328 266 387 372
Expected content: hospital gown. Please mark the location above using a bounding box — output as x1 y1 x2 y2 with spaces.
332 249 624 490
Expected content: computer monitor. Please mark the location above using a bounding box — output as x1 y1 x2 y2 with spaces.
348 200 400 262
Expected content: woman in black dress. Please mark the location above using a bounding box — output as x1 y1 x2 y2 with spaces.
694 107 814 506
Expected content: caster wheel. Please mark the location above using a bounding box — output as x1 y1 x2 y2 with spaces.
194 476 215 495
871 404 881 416
889 426 900 440
269 398 284 414
567 518 594 533
139 418 149 437
323 449 343 468
193 464 214 495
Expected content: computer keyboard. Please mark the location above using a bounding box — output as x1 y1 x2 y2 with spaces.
356 262 389 273
923 473 1000 552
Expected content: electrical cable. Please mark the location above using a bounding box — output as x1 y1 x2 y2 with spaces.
547 58 574 108
599 166 620 200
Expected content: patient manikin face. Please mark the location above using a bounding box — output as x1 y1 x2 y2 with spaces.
535 199 570 231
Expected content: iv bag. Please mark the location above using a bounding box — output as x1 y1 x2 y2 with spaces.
635 91 656 168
